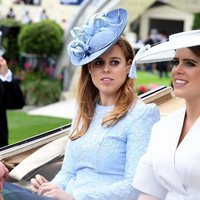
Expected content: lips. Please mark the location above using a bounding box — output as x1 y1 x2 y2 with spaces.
101 77 113 81
100 77 113 84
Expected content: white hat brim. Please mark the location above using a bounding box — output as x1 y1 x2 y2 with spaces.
136 29 200 64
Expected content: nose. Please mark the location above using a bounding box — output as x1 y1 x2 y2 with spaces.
172 62 184 74
103 64 110 73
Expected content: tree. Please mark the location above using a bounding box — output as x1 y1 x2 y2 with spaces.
192 13 200 30
18 19 64 57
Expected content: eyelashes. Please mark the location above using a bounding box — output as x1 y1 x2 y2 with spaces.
93 60 120 67
172 59 179 66
171 59 196 68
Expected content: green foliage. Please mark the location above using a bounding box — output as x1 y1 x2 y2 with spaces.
15 69 62 106
0 18 22 27
1 19 64 106
192 13 200 29
18 20 64 57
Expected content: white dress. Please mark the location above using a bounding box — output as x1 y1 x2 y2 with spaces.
133 107 200 200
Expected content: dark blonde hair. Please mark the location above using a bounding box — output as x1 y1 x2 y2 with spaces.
69 36 137 140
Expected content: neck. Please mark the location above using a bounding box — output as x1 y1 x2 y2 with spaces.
99 97 115 106
185 99 200 122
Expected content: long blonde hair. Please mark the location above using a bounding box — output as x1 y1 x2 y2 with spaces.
69 36 137 140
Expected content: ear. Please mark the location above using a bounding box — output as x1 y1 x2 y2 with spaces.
87 65 92 74
127 59 132 66
126 59 132 73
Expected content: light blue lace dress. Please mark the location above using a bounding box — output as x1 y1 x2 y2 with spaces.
52 100 160 200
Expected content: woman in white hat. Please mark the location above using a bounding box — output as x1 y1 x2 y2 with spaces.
132 30 200 200
2 8 160 200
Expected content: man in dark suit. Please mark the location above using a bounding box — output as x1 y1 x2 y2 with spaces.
0 56 25 148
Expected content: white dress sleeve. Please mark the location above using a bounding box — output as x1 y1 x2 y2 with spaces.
132 123 167 199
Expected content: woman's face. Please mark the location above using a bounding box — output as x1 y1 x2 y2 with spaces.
171 47 200 101
88 44 130 102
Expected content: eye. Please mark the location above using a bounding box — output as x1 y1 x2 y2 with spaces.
92 59 104 67
186 61 196 67
171 59 196 68
172 59 179 66
110 60 120 66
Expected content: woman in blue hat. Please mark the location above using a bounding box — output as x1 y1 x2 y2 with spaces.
2 8 160 200
132 30 200 199
29 8 159 200
29 8 160 200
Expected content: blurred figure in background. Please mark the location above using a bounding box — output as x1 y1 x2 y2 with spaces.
0 56 25 147
39 9 48 21
21 10 32 24
144 29 160 73
156 30 169 78
6 7 15 19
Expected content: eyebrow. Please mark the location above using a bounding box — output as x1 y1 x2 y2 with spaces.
95 56 122 60
110 57 121 60
173 57 198 64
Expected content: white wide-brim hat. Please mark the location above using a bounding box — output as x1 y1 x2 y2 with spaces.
136 29 200 64
67 8 128 66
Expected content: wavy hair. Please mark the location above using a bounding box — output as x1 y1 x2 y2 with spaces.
69 36 137 140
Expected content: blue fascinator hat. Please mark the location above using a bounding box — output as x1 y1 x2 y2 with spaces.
67 8 128 66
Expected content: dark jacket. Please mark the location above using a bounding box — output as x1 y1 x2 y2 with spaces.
0 78 25 147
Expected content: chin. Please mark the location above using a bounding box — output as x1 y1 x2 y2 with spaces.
173 89 186 99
